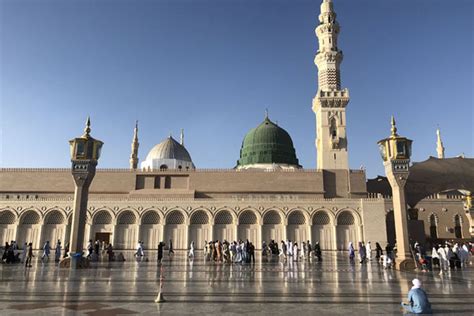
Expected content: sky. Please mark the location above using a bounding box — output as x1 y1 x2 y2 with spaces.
0 0 473 178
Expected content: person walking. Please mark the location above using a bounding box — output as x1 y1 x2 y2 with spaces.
135 241 144 258
21 242 28 263
106 243 114 261
168 239 174 257
86 240 93 259
280 240 287 261
41 241 51 262
63 242 70 259
301 242 307 261
54 240 61 263
366 241 372 261
358 242 366 264
25 242 34 268
203 240 208 260
248 242 255 264
293 243 299 262
314 242 322 262
431 245 440 269
307 240 312 260
385 243 393 262
230 241 236 262
157 242 164 264
188 241 195 259
375 242 383 261
348 242 355 263
401 278 432 314
437 244 448 274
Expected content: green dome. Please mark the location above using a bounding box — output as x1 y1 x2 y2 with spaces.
237 117 300 167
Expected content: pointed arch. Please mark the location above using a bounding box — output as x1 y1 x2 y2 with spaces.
262 209 283 224
116 210 137 225
44 210 66 224
335 208 362 226
238 209 260 225
165 209 186 225
139 209 162 249
164 209 187 249
213 209 235 242
287 209 309 225
17 209 42 249
0 209 17 224
92 210 114 225
189 208 211 224
141 210 161 225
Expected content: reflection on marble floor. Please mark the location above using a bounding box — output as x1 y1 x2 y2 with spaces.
0 251 472 315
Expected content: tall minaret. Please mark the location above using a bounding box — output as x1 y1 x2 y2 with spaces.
436 128 445 159
129 121 139 170
312 0 350 170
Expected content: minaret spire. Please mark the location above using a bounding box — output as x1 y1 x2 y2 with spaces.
180 129 184 146
312 0 350 170
129 120 139 170
436 128 445 159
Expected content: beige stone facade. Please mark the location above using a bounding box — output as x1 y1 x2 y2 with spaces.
0 168 469 250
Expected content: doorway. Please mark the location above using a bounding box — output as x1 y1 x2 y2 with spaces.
95 232 111 244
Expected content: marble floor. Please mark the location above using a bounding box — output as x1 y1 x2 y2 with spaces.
0 251 472 315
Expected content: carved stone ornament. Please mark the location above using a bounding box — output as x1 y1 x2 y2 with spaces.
442 208 448 212
138 206 143 211
162 207 167 211
187 206 192 211
211 206 216 211
308 207 313 211
259 206 264 211
113 206 119 211
65 206 71 211
235 206 240 211
332 207 337 211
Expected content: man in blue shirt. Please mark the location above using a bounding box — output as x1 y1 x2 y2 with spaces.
401 278 432 314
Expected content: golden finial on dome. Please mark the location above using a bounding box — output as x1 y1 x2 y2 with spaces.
82 116 91 138
390 115 398 137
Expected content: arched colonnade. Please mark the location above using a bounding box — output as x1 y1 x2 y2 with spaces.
0 208 363 250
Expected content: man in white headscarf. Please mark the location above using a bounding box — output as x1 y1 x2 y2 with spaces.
401 278 432 314
366 241 372 261
437 244 448 274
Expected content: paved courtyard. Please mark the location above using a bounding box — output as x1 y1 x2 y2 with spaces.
0 251 472 315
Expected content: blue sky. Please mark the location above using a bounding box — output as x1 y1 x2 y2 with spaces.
1 0 472 177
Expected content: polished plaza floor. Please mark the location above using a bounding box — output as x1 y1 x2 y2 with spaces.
0 251 472 315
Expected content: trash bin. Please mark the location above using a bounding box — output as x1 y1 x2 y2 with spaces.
70 252 82 269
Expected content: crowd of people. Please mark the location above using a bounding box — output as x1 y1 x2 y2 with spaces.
415 241 472 273
1 240 68 267
3 237 472 272
347 241 396 268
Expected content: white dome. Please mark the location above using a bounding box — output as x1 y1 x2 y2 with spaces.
141 136 195 170
145 136 193 162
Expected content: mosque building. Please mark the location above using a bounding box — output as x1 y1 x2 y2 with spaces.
0 0 472 250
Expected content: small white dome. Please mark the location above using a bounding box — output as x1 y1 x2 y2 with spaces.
141 136 195 170
145 136 193 162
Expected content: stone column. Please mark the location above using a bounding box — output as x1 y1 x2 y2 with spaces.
384 160 414 270
69 160 97 254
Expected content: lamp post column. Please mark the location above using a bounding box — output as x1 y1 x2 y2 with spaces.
383 159 413 269
69 160 97 255
66 117 103 269
377 116 414 270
